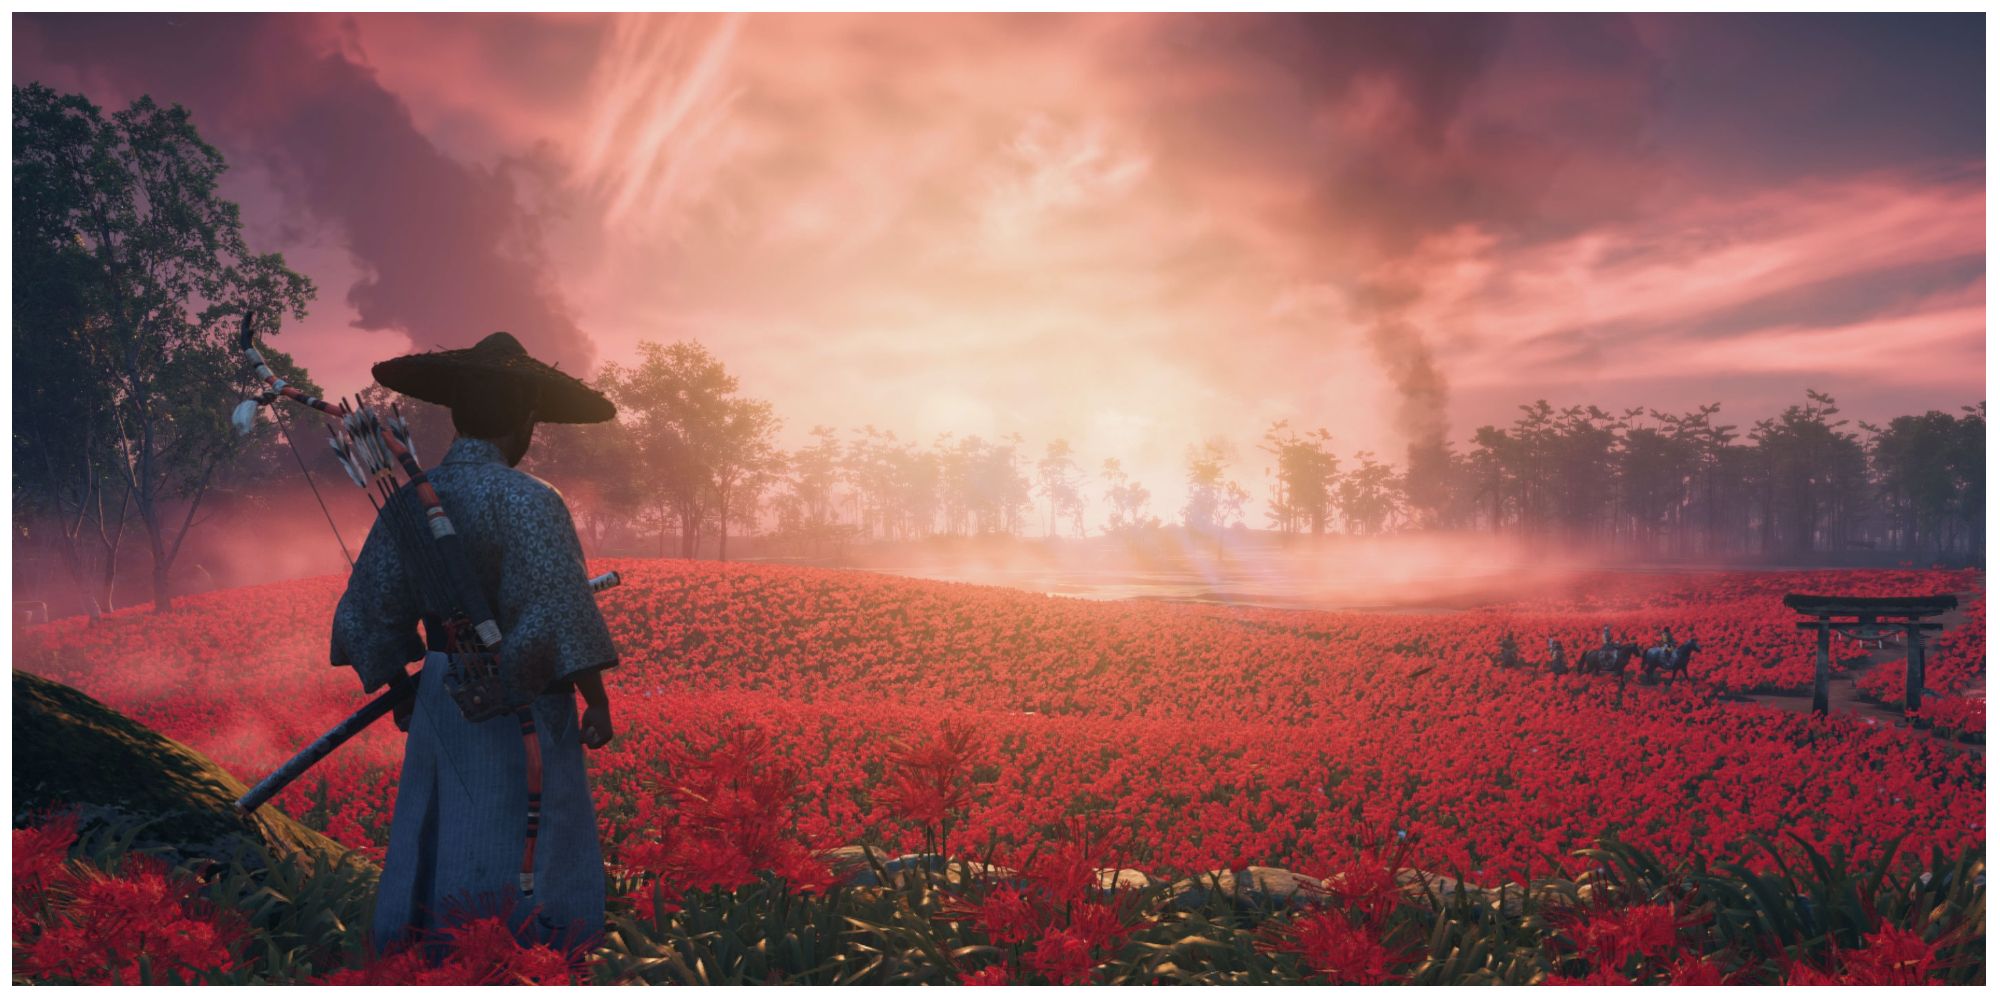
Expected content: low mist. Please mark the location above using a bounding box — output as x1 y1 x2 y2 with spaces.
16 482 1882 624
828 529 1601 612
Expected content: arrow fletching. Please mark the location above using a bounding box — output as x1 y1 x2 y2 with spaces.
341 407 394 480
327 431 369 488
385 407 418 466
231 398 261 437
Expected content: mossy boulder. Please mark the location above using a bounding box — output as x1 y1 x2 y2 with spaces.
13 669 356 869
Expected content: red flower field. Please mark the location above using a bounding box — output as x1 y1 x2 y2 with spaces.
13 561 1986 984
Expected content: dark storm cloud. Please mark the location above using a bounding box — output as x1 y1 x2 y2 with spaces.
14 12 596 373
1640 13 1986 184
1135 14 1667 252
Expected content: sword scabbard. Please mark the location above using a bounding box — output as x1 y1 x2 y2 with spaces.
235 671 416 813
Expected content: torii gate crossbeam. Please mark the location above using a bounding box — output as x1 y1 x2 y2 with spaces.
1783 594 1956 722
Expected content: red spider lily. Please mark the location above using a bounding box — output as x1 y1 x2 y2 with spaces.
1665 956 1727 985
1917 696 1985 739
628 724 835 897
19 562 1983 882
1839 925 1941 985
1259 910 1417 985
1565 902 1682 968
17 855 245 985
959 963 1011 985
1068 900 1148 951
12 810 80 925
1316 827 1419 924
622 884 682 923
316 916 581 985
880 718 983 835
937 831 1151 970
1780 955 1846 986
1024 926 1095 985
1025 817 1129 906
959 885 1040 945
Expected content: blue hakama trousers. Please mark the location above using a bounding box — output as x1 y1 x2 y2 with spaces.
370 651 605 956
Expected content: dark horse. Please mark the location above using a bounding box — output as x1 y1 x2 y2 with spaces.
1641 637 1701 682
1580 642 1642 678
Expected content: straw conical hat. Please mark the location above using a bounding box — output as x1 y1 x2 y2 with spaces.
371 332 615 424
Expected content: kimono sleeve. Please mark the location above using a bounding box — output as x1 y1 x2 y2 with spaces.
330 510 426 693
497 482 619 702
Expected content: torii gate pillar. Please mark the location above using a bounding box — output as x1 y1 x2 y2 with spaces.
1783 594 1955 723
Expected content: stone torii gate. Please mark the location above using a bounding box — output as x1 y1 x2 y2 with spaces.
1784 593 1957 722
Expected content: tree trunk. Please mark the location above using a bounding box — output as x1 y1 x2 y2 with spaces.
96 547 119 615
54 523 103 624
139 467 214 613
149 531 174 613
95 488 130 615
718 491 731 562
679 502 698 559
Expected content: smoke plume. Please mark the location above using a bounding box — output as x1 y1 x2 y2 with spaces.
1350 281 1450 448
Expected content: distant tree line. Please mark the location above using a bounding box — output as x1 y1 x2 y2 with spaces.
1260 392 1982 563
471 342 1986 567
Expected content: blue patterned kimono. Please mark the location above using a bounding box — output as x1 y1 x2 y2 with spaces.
330 436 618 956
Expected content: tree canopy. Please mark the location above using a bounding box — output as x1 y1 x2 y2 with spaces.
14 83 315 612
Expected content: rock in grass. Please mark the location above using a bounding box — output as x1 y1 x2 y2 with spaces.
827 847 1021 888
1094 867 1155 892
12 669 354 870
825 844 893 879
1167 866 1333 910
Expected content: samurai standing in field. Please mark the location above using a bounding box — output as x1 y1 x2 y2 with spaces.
329 332 620 955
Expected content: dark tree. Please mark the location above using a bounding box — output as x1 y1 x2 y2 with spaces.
14 84 315 612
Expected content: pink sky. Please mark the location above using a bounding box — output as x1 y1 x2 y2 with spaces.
13 13 1986 521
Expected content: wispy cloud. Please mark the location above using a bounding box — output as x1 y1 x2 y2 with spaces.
573 12 744 230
